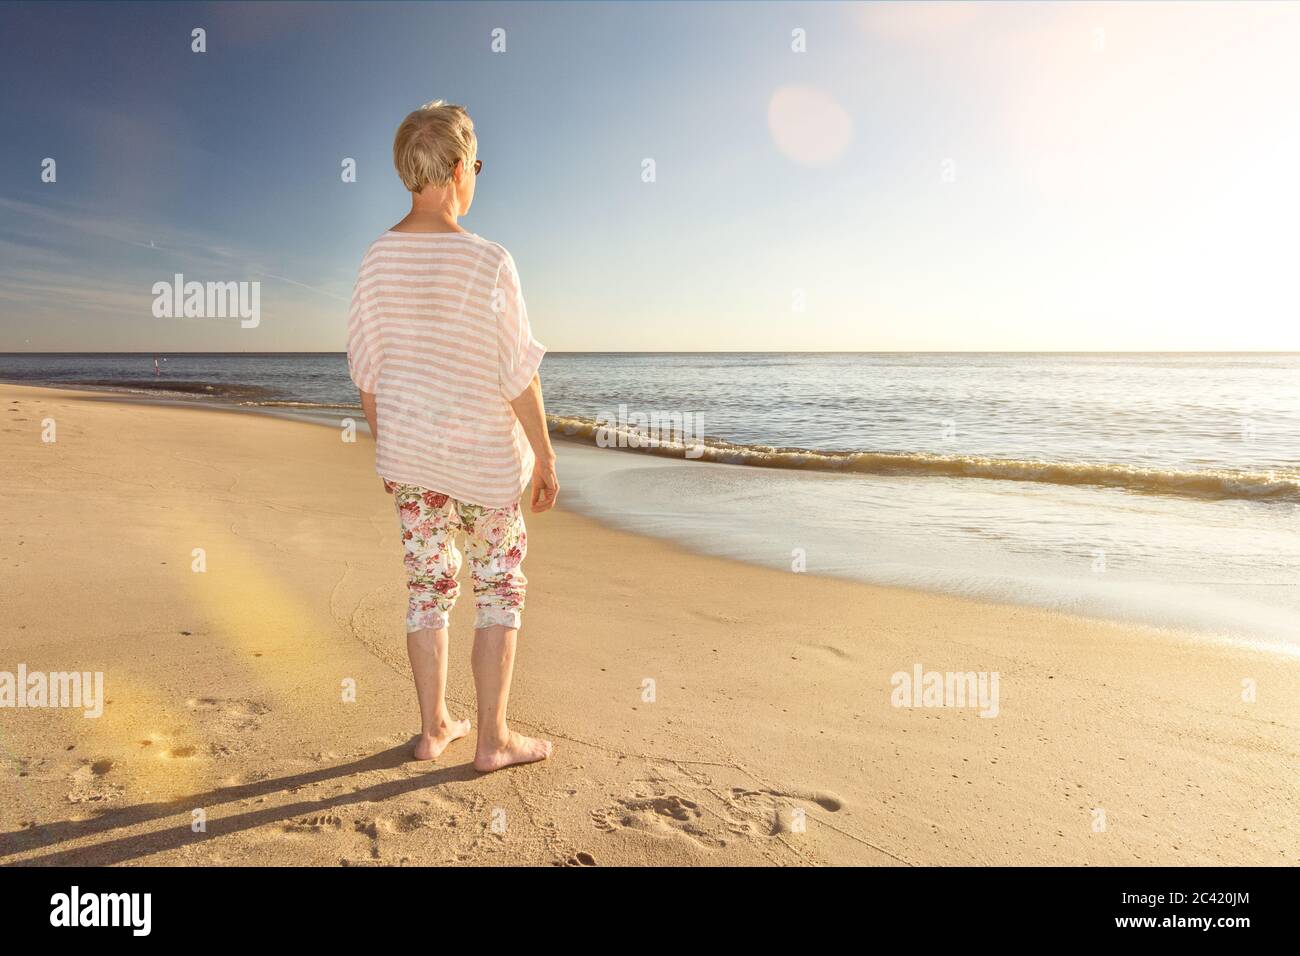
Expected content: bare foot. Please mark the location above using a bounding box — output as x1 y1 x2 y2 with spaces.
412 719 472 760
473 731 553 773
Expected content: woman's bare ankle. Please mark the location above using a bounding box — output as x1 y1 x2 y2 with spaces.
475 723 512 751
422 714 458 737
412 717 471 761
473 728 553 772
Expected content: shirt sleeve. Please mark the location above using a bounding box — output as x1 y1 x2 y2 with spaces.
494 250 546 400
346 276 381 394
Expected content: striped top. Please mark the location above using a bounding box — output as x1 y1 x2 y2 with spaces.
347 230 546 508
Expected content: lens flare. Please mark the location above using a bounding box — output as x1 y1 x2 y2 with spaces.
767 85 852 168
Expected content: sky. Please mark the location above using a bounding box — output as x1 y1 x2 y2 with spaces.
2 0 1299 352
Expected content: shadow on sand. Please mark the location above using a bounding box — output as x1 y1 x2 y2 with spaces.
1 742 478 866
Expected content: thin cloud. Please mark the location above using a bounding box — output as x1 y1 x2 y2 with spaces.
253 272 349 303
0 195 347 308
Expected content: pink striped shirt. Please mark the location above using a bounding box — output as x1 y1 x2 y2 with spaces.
347 230 546 508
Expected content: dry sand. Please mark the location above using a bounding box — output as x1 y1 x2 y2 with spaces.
0 383 1296 866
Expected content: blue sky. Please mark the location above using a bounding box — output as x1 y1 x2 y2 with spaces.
2 1 1299 351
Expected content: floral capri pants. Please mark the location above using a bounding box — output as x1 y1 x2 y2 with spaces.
386 480 528 632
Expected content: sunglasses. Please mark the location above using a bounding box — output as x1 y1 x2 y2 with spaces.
472 159 483 176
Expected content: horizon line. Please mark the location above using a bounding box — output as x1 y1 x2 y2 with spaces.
3 349 1300 357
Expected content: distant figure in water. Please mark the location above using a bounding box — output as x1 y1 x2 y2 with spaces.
153 355 160 377
347 100 557 772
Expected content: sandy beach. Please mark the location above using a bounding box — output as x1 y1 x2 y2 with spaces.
1 382 1296 867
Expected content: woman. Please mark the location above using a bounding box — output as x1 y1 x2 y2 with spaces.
347 100 558 772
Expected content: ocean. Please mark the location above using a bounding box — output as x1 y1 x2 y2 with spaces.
4 351 1298 645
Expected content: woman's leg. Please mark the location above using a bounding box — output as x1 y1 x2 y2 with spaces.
470 625 551 771
392 483 471 759
460 500 552 772
407 626 469 759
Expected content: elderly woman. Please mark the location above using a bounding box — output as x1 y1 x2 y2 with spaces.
347 100 557 772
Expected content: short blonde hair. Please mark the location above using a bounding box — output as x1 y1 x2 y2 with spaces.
392 100 477 193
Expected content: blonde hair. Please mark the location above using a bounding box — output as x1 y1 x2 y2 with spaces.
392 100 477 193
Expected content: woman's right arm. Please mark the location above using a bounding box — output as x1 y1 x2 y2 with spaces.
359 389 391 494
508 373 559 513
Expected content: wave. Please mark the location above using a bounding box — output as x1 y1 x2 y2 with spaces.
71 379 282 401
11 379 363 411
12 378 1296 504
237 399 360 411
547 414 1300 503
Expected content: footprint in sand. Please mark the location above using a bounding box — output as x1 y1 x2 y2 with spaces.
284 813 344 833
724 786 845 836
626 794 701 821
590 793 726 849
590 779 844 849
183 697 270 755
731 786 843 812
65 760 125 805
391 809 452 833
186 697 269 728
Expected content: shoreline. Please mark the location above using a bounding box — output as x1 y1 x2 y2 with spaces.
2 380 1296 650
13 376 1299 503
1 382 1298 865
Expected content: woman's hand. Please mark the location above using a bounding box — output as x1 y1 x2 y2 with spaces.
509 374 559 513
529 456 559 513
